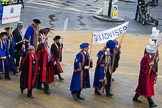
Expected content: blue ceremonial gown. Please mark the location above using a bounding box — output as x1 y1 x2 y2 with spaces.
0 48 5 73
24 25 34 45
24 25 34 51
93 50 105 90
70 51 90 92
8 35 16 72
0 40 11 73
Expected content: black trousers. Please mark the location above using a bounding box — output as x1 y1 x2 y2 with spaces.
37 83 49 92
10 56 17 74
135 5 139 20
36 67 49 93
27 89 32 97
105 70 111 95
15 50 22 67
4 59 9 78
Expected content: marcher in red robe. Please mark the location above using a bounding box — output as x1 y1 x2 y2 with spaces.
20 46 38 98
133 44 157 108
36 38 52 95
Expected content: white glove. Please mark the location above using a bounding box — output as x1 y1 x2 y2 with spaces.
105 51 108 56
28 43 30 46
149 62 154 66
53 61 56 65
84 66 89 69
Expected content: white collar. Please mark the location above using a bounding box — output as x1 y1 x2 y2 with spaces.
83 50 87 54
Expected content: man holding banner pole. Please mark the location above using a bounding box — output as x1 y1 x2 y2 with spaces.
105 40 117 96
92 22 129 96
93 46 108 95
133 43 158 108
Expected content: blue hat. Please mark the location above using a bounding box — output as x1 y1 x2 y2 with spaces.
80 43 89 49
106 40 116 53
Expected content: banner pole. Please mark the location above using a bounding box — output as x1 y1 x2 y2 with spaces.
7 23 12 49
149 47 158 74
111 33 125 81
90 32 93 56
119 33 125 44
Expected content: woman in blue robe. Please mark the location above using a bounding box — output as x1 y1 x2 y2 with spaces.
0 48 5 79
70 43 92 100
0 32 11 80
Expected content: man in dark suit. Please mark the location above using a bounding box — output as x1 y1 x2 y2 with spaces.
134 0 145 20
12 21 24 69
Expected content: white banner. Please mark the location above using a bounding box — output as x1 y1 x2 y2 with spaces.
2 4 21 24
93 21 129 44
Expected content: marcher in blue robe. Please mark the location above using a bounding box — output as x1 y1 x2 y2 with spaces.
0 32 11 80
70 43 92 100
24 19 41 51
93 47 107 95
24 25 34 46
105 40 116 97
0 48 5 78
5 27 17 74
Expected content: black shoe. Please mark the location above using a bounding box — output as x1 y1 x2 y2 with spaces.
133 97 142 103
106 93 113 97
59 77 64 81
22 4 24 8
37 87 44 90
13 70 19 75
77 95 85 100
21 89 23 94
134 18 137 21
45 91 51 95
27 95 34 98
150 104 157 108
94 90 101 95
5 77 11 80
72 93 78 101
0 76 2 79
112 78 115 81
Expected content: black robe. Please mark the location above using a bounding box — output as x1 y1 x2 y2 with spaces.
20 53 37 90
51 43 63 75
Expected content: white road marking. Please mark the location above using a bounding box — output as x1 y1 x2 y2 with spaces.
26 0 102 15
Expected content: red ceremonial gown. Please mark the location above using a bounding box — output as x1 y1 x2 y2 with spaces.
37 44 54 84
135 53 155 98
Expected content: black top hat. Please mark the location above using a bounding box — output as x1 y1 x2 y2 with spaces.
4 27 13 31
53 35 61 40
33 19 41 24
